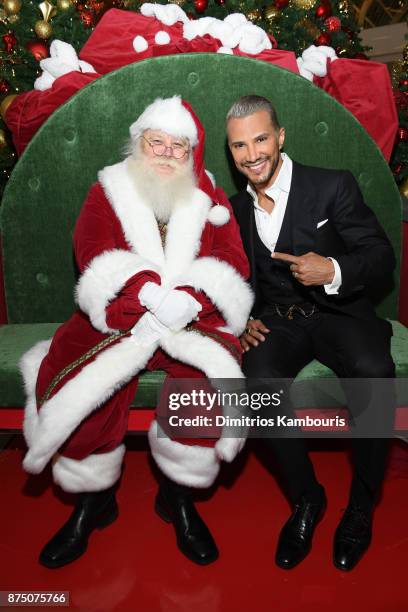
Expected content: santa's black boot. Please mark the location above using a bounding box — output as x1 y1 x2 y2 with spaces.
155 476 219 565
39 486 118 569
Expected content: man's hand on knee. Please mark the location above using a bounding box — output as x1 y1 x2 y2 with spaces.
240 318 270 352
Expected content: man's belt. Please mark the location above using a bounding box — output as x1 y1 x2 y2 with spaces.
272 302 318 320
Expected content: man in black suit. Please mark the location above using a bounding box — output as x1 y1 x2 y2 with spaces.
226 95 396 571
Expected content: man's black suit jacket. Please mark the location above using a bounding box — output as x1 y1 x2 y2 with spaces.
229 161 396 321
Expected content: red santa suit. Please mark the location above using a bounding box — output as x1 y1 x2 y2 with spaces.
20 97 253 494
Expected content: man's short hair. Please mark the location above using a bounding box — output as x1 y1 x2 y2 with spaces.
226 95 281 132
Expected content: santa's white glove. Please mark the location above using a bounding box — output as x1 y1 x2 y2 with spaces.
139 282 202 331
130 312 170 346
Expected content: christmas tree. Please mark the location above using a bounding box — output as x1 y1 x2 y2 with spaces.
0 0 396 198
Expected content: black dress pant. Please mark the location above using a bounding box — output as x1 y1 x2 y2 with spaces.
243 308 395 510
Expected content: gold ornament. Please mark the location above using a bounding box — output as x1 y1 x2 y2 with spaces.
336 47 348 57
169 0 186 5
400 177 408 199
0 129 8 148
247 9 261 22
3 0 21 15
35 1 56 39
39 1 57 21
296 17 319 38
57 0 72 9
338 0 349 13
265 6 280 21
292 0 317 9
0 94 17 121
7 13 19 22
34 19 53 39
0 8 7 21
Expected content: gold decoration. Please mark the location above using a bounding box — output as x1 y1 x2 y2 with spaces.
39 1 57 21
57 0 72 9
0 129 7 148
338 0 348 13
3 0 21 15
336 47 348 57
0 94 17 121
247 8 261 22
34 19 53 39
264 6 280 21
400 177 408 199
292 0 317 9
391 59 404 88
0 8 7 21
403 44 408 64
7 13 19 22
169 0 186 5
296 17 319 38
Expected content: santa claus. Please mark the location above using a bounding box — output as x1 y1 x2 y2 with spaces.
20 95 253 568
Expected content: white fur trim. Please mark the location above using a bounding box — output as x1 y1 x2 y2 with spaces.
75 248 160 334
99 161 165 268
20 339 52 447
217 46 234 55
22 330 158 475
141 3 189 26
21 319 245 477
148 421 220 488
181 257 254 335
52 445 125 493
205 169 216 187
155 30 171 45
161 328 244 378
129 96 198 147
215 437 246 462
207 205 230 226
133 35 149 53
99 160 213 284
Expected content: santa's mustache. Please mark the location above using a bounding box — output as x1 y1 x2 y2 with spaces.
150 158 182 170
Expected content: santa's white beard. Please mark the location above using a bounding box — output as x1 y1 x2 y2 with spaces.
127 145 196 223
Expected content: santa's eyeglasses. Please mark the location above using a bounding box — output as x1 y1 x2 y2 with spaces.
141 135 189 160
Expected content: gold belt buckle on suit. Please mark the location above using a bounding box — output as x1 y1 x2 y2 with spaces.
274 303 316 320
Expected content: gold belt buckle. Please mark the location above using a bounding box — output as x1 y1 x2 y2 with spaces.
287 305 295 320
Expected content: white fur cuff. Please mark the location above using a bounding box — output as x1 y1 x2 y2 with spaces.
75 248 160 333
183 257 254 335
148 420 220 488
52 444 126 493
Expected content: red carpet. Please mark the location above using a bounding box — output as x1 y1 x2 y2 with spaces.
1 437 407 612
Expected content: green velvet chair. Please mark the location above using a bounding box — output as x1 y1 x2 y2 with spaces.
0 53 407 431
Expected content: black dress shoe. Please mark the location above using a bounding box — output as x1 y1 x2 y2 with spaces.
333 505 372 571
155 478 219 565
39 487 118 569
275 487 326 570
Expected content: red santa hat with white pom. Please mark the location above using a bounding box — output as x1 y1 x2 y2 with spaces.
129 95 230 227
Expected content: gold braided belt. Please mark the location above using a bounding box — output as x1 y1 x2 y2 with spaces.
37 323 240 409
37 329 130 408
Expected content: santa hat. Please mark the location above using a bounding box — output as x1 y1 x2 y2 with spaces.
129 96 230 225
129 95 198 147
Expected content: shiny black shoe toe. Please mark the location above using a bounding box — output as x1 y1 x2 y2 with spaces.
155 481 219 566
275 487 326 570
333 505 372 572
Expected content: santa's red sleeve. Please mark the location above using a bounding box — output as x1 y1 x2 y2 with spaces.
73 182 161 332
